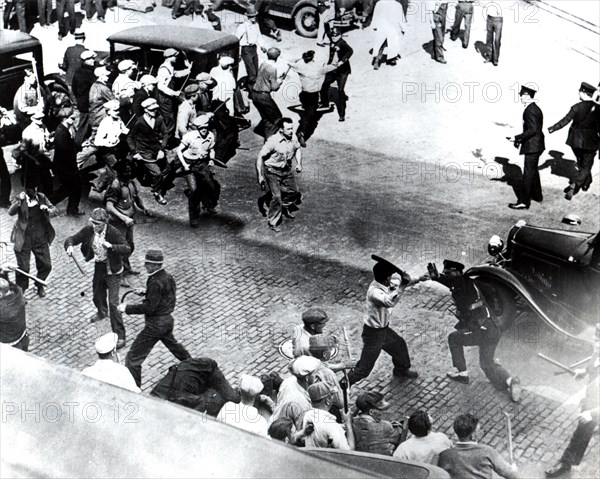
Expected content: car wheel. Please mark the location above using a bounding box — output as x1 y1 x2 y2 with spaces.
294 6 318 38
478 281 517 328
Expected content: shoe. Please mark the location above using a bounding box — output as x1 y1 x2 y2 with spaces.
484 58 492 63
282 209 295 219
90 313 106 323
447 369 470 384
37 286 46 298
393 369 419 379
435 58 447 64
67 210 86 217
450 35 457 41
508 202 529 210
257 197 267 217
317 42 327 47
116 339 126 350
125 270 141 276
121 280 131 288
508 376 522 402
545 462 571 477
462 44 468 49
388 59 397 66
297 132 306 148
98 17 105 23
532 196 543 203
582 183 591 192
153 192 167 205
339 116 345 122
564 188 574 201
269 224 280 233
275 31 282 42
493 62 498 66
58 34 64 41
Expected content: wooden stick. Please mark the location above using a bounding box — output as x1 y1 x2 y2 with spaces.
504 412 514 463
13 268 48 286
570 355 593 369
343 326 352 360
537 353 576 376
70 255 85 275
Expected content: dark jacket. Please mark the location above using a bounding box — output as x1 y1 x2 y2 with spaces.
131 87 152 118
515 102 545 155
8 193 57 252
127 115 169 161
328 39 353 75
53 123 78 178
549 100 600 151
62 44 86 83
125 269 176 317
64 224 131 273
72 64 96 112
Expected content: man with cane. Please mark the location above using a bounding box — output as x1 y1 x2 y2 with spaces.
545 324 600 477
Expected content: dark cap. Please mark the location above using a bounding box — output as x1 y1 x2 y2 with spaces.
302 50 315 62
519 85 537 98
356 391 388 412
371 254 404 279
442 259 465 273
579 82 597 96
145 249 164 264
245 6 258 16
302 308 329 325
308 382 332 402
329 28 342 38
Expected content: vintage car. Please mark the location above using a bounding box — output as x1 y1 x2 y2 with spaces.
466 219 599 343
106 25 240 79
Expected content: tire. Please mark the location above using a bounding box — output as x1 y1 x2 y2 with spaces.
478 281 517 329
294 5 319 38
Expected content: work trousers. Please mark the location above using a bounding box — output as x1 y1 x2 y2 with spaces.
109 219 135 274
264 167 300 227
320 72 349 119
52 172 82 215
126 314 191 387
56 0 76 36
241 45 259 88
185 164 220 222
156 92 177 142
37 0 52 26
0 149 11 207
84 0 105 19
347 325 411 385
560 417 597 466
15 240 51 291
485 15 503 65
252 91 282 140
92 262 124 340
518 153 542 206
5 0 27 32
571 148 596 191
74 112 90 147
298 91 320 141
448 325 511 390
450 2 473 47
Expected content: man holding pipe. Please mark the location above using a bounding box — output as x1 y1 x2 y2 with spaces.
118 249 191 388
64 208 131 347
546 324 600 477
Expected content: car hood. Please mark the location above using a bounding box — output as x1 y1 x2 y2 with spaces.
511 225 595 262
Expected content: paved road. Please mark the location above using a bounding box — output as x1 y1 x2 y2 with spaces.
1 1 599 477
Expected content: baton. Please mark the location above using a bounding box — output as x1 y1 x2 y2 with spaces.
69 254 86 275
570 355 593 369
342 326 353 413
537 353 576 376
13 268 48 286
504 412 514 463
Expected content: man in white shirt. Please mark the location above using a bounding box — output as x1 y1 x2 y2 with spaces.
394 410 453 465
302 382 354 450
209 56 237 112
346 256 428 385
217 374 268 436
236 7 267 91
82 332 140 393
156 48 192 140
291 308 329 358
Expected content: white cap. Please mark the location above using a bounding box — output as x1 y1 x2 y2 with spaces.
94 66 110 78
219 56 234 67
103 99 120 111
192 114 210 128
239 374 264 396
94 332 118 354
80 50 96 61
118 59 135 72
140 74 158 85
290 356 321 377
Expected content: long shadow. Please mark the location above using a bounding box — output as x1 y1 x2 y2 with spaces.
492 156 522 198
539 150 578 181
474 40 489 60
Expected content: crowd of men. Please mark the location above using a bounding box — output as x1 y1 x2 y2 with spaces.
1 1 599 477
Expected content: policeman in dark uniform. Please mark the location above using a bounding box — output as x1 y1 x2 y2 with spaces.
508 84 545 210
548 82 600 200
546 324 600 477
428 260 521 402
119 249 191 387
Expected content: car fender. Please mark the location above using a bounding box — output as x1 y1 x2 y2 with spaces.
465 265 594 344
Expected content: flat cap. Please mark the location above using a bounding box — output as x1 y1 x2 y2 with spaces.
184 83 200 94
140 74 158 85
103 99 120 111
196 72 215 83
90 207 109 224
118 59 135 72
290 356 321 377
94 66 109 78
31 110 44 120
302 50 315 62
245 6 258 16
239 374 264 396
356 391 389 412
141 98 159 110
308 382 332 402
219 56 235 67
95 332 118 354
302 308 329 325
80 50 96 61
192 114 211 128
164 48 179 58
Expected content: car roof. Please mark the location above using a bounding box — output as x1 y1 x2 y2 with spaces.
107 26 238 55
0 30 41 56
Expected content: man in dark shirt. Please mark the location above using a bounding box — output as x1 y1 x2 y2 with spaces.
548 82 600 199
60 29 85 78
438 414 519 479
320 28 353 122
71 50 97 146
119 249 191 387
127 98 171 205
131 75 158 119
507 85 545 210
